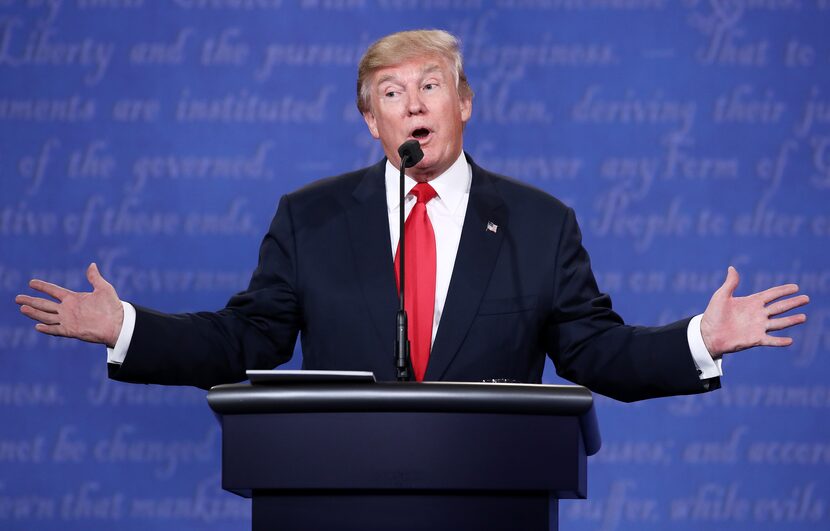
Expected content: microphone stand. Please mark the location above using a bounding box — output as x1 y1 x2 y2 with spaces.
395 153 413 382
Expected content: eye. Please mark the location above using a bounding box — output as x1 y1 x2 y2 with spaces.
424 83 438 91
384 90 398 98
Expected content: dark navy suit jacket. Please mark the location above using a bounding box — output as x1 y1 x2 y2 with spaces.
109 155 717 402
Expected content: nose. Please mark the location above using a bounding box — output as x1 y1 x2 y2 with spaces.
406 91 425 115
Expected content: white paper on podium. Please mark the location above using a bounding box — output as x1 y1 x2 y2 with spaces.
246 370 377 385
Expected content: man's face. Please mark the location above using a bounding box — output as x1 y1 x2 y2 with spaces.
362 56 472 182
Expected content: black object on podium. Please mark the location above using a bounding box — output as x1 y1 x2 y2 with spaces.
207 377 601 531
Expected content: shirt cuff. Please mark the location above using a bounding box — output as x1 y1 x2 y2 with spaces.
106 301 136 365
687 314 723 380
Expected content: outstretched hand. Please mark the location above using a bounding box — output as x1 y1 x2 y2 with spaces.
701 266 809 358
15 263 124 348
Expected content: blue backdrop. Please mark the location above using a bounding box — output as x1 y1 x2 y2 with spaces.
1 1 828 530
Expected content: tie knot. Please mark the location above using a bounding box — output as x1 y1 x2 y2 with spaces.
411 182 437 204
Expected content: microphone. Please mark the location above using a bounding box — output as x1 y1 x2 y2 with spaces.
394 140 422 381
398 140 424 168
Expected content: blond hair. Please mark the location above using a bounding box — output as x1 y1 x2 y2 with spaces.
356 29 473 114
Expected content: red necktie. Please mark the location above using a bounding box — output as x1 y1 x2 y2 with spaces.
394 182 438 382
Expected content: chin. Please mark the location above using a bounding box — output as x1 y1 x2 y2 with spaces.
414 157 439 173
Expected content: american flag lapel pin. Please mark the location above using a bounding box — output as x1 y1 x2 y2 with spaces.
486 221 498 234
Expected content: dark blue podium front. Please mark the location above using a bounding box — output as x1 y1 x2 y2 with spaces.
207 381 601 531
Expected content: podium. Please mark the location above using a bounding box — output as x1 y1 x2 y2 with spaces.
207 381 601 531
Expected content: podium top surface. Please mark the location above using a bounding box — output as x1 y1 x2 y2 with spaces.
208 381 590 415
208 381 600 455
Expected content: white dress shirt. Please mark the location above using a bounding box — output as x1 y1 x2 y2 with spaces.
385 151 470 346
109 150 722 380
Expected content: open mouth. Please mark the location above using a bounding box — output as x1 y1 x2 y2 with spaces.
411 128 431 140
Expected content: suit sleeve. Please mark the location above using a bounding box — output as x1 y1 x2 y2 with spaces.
545 207 720 402
108 195 303 390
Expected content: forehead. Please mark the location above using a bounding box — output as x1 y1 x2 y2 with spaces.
370 56 452 86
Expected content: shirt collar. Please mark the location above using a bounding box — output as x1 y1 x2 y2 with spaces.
385 151 470 215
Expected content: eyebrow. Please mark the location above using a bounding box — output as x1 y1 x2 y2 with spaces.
375 63 444 88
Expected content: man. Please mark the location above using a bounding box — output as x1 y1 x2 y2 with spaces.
15 30 808 402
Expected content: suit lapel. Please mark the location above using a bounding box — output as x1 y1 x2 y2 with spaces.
425 158 506 381
344 160 398 358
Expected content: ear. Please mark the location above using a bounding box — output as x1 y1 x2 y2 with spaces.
459 94 472 124
362 110 380 139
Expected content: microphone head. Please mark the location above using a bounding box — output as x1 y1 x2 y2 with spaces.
397 140 424 168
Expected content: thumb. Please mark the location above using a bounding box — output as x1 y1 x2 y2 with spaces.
86 262 108 290
720 266 739 297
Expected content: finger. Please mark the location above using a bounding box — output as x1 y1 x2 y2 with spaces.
767 313 807 332
720 266 740 296
766 294 810 316
19 305 61 325
14 295 59 313
757 283 800 304
34 323 68 337
28 279 73 301
762 335 794 347
87 262 109 290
